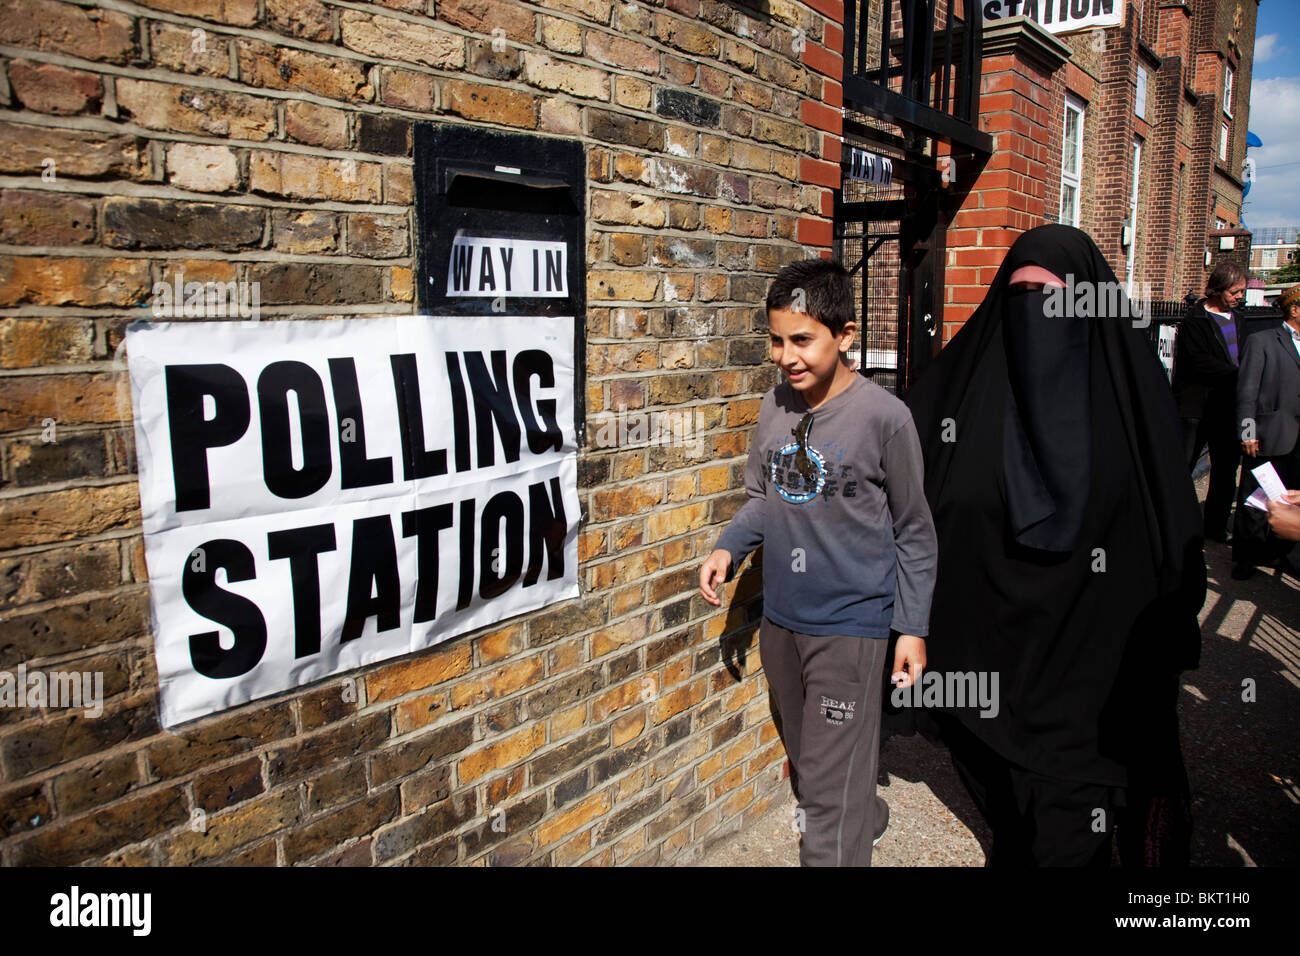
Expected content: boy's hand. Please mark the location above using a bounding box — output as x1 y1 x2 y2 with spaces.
891 635 926 689
699 549 733 606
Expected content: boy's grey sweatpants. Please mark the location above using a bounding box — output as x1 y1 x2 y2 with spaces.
759 617 887 867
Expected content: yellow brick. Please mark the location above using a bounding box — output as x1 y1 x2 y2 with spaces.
595 481 665 520
612 520 645 552
593 677 649 721
613 828 645 864
725 682 758 712
551 702 588 738
726 398 761 427
610 582 645 617
615 76 653 110
554 828 593 865
451 653 546 709
590 615 650 658
394 691 448 734
652 677 706 723
578 528 607 562
661 826 691 858
698 752 724 782
665 472 696 502
391 266 412 302
477 625 526 664
662 272 694 302
540 16 583 54
615 767 646 802
700 465 731 494
250 151 382 202
646 502 710 543
523 53 609 100
457 724 545 783
660 341 693 368
665 126 696 157
661 658 691 690
701 135 730 164
721 782 755 818
726 734 757 768
612 709 645 747
703 206 731 233
589 269 660 302
537 791 610 846
367 644 472 703
548 637 585 674
661 537 691 568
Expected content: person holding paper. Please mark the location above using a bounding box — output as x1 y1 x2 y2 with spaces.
1268 491 1300 541
1230 284 1300 578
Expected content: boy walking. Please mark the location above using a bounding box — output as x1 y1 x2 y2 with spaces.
699 259 937 866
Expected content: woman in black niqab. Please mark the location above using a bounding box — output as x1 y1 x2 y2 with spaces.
905 225 1206 866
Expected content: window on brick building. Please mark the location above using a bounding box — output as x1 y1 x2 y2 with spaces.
1126 137 1142 289
1261 248 1278 270
1220 122 1230 163
1136 66 1148 120
1061 96 1085 228
1224 65 1234 117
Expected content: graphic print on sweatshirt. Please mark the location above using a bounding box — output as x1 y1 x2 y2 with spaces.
767 417 859 506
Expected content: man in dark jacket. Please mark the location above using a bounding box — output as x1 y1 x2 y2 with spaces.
1172 260 1248 541
1232 284 1300 576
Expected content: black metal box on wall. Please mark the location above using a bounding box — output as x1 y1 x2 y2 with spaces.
413 123 586 439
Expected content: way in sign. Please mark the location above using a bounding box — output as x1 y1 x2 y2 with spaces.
447 236 568 298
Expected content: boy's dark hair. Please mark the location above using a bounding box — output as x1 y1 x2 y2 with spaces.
766 259 855 335
1204 258 1247 296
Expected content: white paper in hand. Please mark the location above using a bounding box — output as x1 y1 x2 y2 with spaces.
1245 487 1270 512
1250 462 1288 502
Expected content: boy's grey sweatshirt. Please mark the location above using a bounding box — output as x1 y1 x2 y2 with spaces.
714 374 937 638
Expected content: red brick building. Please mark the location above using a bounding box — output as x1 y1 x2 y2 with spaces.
941 0 1259 337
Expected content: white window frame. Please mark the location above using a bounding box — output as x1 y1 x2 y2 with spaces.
1224 64 1234 117
1220 122 1230 163
1136 66 1148 120
1060 95 1085 228
1126 137 1142 289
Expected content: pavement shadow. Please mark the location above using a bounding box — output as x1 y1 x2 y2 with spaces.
1180 540 1300 866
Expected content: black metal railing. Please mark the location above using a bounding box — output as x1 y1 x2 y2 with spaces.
843 0 990 153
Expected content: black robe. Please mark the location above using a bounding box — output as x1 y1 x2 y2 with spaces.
903 226 1206 858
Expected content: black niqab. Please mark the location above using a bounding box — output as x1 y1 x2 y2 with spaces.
904 225 1205 786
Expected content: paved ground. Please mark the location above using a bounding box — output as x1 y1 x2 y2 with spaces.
691 476 1300 867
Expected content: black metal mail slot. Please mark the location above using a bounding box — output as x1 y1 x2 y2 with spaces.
444 165 576 215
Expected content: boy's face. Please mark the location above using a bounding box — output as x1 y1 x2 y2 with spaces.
768 307 857 406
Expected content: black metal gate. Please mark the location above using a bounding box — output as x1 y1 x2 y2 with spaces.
836 0 990 395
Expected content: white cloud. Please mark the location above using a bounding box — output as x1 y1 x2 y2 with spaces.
1243 76 1300 228
1256 34 1284 62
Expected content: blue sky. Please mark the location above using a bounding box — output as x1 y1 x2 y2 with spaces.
1243 1 1299 229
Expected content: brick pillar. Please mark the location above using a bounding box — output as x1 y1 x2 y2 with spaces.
942 17 1069 340
797 0 844 252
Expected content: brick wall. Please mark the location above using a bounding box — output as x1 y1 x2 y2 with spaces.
0 0 844 867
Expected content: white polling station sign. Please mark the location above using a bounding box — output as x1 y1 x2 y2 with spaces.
982 0 1123 34
127 314 579 727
